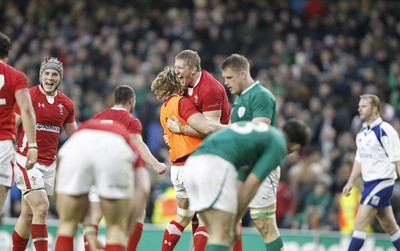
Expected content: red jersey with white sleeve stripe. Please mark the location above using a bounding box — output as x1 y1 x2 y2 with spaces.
93 107 142 135
78 119 143 169
184 69 230 125
0 61 29 141
15 85 75 165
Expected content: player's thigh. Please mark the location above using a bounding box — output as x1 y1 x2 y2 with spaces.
248 166 280 209
170 165 188 199
101 197 131 226
57 194 89 222
15 154 47 197
353 204 377 230
184 155 238 214
199 208 236 244
376 206 399 234
0 140 15 188
94 135 134 200
36 161 56 195
56 135 95 196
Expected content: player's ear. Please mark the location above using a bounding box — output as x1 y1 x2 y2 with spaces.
240 70 246 79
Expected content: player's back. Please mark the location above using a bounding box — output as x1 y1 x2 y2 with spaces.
94 108 142 135
0 62 28 141
192 121 287 171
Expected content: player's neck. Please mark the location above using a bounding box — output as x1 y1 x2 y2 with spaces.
113 104 129 111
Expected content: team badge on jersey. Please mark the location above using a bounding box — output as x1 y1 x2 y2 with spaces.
58 103 64 115
238 106 246 118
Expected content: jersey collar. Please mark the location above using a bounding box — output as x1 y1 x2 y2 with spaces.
190 71 202 89
362 117 383 130
240 81 260 95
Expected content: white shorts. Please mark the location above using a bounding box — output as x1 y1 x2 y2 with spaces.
14 153 56 196
184 155 238 214
88 185 100 203
170 164 188 199
0 140 15 188
248 166 280 208
56 130 134 199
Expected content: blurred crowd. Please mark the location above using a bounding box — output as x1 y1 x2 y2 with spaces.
2 0 400 233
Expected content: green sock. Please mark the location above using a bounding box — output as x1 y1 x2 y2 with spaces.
265 236 284 251
206 244 230 251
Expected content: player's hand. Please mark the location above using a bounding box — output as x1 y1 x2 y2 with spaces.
232 221 242 244
25 148 38 170
163 133 169 146
342 182 353 197
153 162 167 174
167 116 182 133
86 234 104 251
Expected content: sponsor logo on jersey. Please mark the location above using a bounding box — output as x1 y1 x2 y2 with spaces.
38 103 45 108
36 124 60 133
238 106 246 118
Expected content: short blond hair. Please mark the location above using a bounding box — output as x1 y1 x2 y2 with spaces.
360 94 381 112
175 49 201 72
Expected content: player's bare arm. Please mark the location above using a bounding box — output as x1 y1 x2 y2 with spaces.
15 88 37 169
236 173 262 222
342 160 362 197
131 133 166 174
63 122 78 138
167 110 225 137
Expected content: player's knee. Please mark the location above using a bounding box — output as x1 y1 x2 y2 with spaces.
177 207 195 218
176 207 195 226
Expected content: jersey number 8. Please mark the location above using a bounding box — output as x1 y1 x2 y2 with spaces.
230 122 269 134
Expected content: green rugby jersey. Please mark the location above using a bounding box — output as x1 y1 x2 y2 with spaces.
191 121 287 181
230 81 278 126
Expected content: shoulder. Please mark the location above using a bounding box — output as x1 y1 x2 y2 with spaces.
253 84 275 99
381 121 399 137
200 70 223 89
179 96 194 106
57 91 75 109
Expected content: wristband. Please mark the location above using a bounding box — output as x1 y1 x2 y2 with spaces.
28 143 38 149
83 224 96 235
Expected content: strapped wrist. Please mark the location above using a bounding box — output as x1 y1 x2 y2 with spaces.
180 125 186 134
28 143 38 149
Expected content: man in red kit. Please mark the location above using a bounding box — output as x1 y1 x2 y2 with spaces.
54 119 143 251
158 49 231 251
0 32 37 215
82 84 163 251
12 57 77 251
153 66 226 251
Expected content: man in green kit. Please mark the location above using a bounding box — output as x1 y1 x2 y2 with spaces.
183 119 311 251
220 53 282 250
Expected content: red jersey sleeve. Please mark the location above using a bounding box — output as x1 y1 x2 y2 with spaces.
127 117 142 135
178 97 200 120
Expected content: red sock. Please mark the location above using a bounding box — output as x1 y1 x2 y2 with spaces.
191 214 199 235
232 222 243 251
54 235 73 251
12 230 29 251
104 244 125 251
161 220 185 251
84 224 99 251
193 226 208 251
31 224 48 251
127 222 144 251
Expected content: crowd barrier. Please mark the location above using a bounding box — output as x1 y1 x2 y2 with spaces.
0 218 396 250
